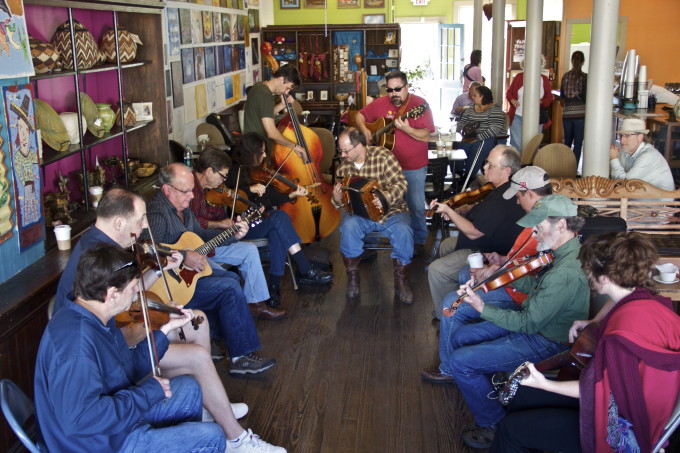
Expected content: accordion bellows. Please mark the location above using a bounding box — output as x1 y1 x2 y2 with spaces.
51 20 100 70
100 26 137 64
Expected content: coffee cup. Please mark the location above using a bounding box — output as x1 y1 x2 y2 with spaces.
436 140 444 152
445 141 454 151
89 185 103 208
655 263 679 282
467 252 484 269
54 224 71 251
660 271 678 282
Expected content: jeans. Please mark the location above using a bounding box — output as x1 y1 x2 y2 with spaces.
402 166 428 245
119 375 226 453
562 117 585 165
458 138 501 187
244 209 301 277
339 211 413 265
509 115 542 154
211 241 269 303
442 327 568 427
188 264 260 358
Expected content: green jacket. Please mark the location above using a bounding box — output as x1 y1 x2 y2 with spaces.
481 237 589 343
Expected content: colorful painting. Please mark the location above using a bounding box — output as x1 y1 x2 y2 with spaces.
3 85 43 250
194 47 205 81
230 44 239 71
212 11 222 43
249 0 259 6
224 75 234 104
248 9 259 33
238 43 246 70
224 45 233 73
166 8 181 57
338 0 360 8
230 14 238 42
195 83 207 118
235 14 245 41
215 44 225 75
205 46 216 78
181 48 194 83
0 0 33 79
304 0 325 8
221 14 231 42
280 0 300 9
171 61 185 108
364 0 385 7
0 121 14 245
190 10 203 44
179 8 192 45
202 11 213 42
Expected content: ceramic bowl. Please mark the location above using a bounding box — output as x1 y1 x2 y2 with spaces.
335 93 349 103
135 163 157 178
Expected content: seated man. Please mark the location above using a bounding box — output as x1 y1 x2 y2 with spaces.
145 165 278 375
36 244 226 453
190 146 332 309
427 145 525 318
423 194 590 449
609 118 675 191
331 127 414 303
53 188 284 451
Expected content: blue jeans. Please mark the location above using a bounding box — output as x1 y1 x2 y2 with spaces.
509 115 542 154
339 211 413 265
403 166 428 245
458 138 500 187
244 209 301 277
562 117 584 164
188 264 260 358
211 241 269 303
119 375 225 452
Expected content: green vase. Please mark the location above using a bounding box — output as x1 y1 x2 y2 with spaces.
96 103 115 133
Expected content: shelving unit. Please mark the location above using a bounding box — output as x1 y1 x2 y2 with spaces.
651 115 680 169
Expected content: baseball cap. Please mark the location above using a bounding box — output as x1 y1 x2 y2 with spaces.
503 166 550 200
517 194 578 228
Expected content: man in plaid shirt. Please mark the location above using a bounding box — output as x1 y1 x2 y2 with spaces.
331 127 414 303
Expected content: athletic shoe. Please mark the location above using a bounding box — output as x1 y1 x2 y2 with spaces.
229 353 276 376
226 429 286 452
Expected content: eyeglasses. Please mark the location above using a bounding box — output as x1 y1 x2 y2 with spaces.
385 85 405 93
215 169 228 180
337 143 358 154
167 184 193 195
618 133 639 139
484 159 503 170
114 260 139 273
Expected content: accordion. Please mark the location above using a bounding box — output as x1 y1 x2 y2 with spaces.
341 176 389 222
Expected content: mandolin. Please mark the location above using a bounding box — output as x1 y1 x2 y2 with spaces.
361 102 429 150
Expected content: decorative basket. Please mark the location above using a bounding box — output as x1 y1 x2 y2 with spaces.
29 36 61 74
100 26 138 64
51 20 100 70
114 101 136 128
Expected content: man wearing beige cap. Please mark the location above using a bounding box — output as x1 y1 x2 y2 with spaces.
609 118 674 191
422 194 589 449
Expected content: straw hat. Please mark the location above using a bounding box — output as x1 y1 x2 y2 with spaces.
616 118 649 135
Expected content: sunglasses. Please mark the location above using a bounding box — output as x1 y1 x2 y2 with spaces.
386 85 405 93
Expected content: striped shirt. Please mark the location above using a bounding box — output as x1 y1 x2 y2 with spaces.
456 104 507 141
335 145 408 223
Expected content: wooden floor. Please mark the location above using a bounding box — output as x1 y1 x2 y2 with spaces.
214 229 480 453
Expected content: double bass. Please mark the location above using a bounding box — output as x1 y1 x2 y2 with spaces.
272 95 340 243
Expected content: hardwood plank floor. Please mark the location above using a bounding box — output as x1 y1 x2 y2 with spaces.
215 229 481 453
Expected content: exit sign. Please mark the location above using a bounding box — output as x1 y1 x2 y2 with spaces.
411 0 430 4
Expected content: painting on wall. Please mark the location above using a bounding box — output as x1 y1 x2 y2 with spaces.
205 46 216 78
171 61 185 107
235 14 245 41
280 0 300 8
248 9 259 32
224 75 234 104
212 11 222 43
202 11 213 42
0 0 34 79
179 8 192 45
224 45 233 73
363 13 385 24
364 0 385 7
221 14 231 42
249 0 259 6
166 8 181 57
230 14 238 41
338 0 360 8
3 85 43 250
0 122 14 245
190 10 203 44
207 80 218 111
251 37 259 64
194 47 205 80
216 44 225 75
181 48 194 83
195 83 207 118
303 0 325 8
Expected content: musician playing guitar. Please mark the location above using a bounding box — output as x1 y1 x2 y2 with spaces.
354 70 435 255
422 194 590 450
492 232 680 453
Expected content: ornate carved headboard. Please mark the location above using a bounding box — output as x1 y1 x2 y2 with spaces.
551 176 680 235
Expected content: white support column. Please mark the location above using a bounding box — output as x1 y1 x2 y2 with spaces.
521 0 543 152
473 0 483 52
583 0 620 177
490 0 505 103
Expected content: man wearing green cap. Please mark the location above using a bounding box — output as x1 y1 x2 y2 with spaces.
428 194 590 449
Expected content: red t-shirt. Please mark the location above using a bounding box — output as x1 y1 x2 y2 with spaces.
360 93 434 170
504 227 538 305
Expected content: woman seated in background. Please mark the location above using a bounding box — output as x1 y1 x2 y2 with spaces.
456 85 507 187
450 81 481 121
491 231 680 453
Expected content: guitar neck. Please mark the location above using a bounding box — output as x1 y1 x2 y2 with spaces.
196 224 242 255
375 104 427 138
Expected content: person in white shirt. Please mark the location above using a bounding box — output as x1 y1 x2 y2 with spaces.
609 118 675 191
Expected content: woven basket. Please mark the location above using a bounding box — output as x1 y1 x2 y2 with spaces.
51 20 100 70
100 26 137 64
29 36 61 74
114 101 136 128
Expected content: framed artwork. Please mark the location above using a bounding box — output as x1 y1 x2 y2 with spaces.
202 11 213 42
0 3 33 78
205 46 216 78
212 11 222 43
216 44 225 74
338 0 359 8
386 59 397 68
363 14 385 24
166 8 181 57
304 0 325 8
221 14 231 42
133 102 153 121
280 0 300 8
364 0 384 7
388 49 399 58
306 90 314 100
251 37 260 64
319 90 328 100
384 31 396 44
179 9 192 45
194 47 206 81
181 48 194 84
248 9 260 32
190 10 203 44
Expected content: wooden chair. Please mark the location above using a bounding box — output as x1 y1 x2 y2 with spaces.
196 123 227 146
533 143 577 178
520 132 544 166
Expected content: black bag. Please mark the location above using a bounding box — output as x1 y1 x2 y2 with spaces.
578 216 627 243
461 121 480 140
539 106 550 124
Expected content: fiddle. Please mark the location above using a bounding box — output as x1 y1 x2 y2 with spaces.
132 240 175 269
250 163 298 195
115 291 205 330
442 251 554 317
425 182 494 218
205 184 258 213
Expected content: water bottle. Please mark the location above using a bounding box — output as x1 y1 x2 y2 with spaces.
184 144 193 168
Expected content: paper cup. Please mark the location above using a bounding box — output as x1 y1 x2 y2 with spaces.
89 186 103 208
445 141 453 151
467 252 484 269
54 225 71 251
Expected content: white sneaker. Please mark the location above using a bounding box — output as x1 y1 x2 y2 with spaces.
225 429 286 452
202 403 249 422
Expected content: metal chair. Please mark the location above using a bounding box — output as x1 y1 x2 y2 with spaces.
243 237 298 290
0 379 43 453
533 143 577 178
652 391 680 453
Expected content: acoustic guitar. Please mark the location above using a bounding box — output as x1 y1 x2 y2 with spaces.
362 102 429 150
149 207 262 305
498 322 599 406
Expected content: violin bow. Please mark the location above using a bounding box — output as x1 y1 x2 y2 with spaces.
131 233 162 377
262 152 295 192
461 140 486 192
231 167 242 220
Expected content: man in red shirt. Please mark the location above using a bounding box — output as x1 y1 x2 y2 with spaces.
354 70 435 255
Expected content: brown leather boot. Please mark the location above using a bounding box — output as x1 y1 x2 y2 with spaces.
393 258 414 304
343 256 361 298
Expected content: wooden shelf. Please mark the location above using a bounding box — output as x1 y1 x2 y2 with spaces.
30 60 149 81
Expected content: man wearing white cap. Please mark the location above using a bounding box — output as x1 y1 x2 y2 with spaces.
609 118 674 191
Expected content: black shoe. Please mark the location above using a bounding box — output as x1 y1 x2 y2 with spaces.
299 265 333 285
267 283 281 308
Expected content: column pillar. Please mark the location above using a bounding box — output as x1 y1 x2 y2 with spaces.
490 0 505 104
521 0 543 152
473 0 483 52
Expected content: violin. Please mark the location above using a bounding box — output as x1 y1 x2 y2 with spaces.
442 251 555 317
250 163 298 195
133 240 175 269
425 182 494 218
204 184 258 214
115 291 205 330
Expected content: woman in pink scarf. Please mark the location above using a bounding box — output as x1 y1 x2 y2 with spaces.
491 232 680 453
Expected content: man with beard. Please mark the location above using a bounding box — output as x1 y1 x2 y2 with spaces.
422 194 590 449
354 70 435 255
